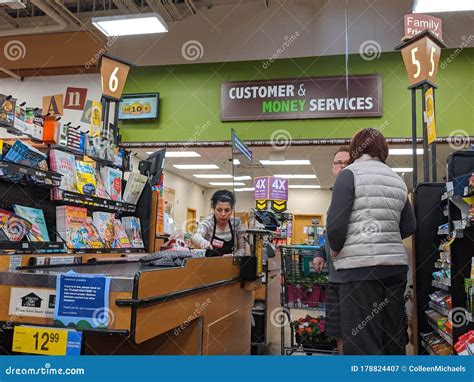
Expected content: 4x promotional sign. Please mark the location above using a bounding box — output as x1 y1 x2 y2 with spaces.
254 176 288 201
221 74 382 121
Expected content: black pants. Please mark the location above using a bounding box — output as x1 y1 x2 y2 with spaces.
339 273 407 355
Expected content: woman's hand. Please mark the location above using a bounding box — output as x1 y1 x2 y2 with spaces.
200 241 213 250
330 249 339 258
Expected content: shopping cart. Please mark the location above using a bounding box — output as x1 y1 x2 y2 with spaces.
279 245 337 355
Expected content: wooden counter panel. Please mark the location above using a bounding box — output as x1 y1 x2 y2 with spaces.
134 281 253 354
137 257 240 299
0 285 132 331
206 309 251 355
83 318 202 355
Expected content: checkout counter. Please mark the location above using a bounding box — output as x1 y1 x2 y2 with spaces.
0 256 255 355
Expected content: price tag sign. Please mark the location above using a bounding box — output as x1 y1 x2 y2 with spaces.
13 326 68 355
424 87 436 144
100 55 131 100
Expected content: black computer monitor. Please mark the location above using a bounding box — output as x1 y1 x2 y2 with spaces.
139 148 166 185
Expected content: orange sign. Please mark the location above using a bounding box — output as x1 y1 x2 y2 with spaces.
100 55 130 100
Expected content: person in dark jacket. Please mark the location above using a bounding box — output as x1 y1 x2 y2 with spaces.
312 146 350 355
326 128 416 355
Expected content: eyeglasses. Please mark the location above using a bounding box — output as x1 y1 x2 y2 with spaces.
333 161 349 166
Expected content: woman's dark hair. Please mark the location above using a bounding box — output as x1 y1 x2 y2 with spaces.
211 189 235 209
349 128 389 164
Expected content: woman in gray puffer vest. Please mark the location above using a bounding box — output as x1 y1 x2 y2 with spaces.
326 128 416 355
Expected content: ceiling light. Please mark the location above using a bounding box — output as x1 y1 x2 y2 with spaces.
391 167 414 173
174 164 219 170
209 182 245 186
193 174 232 179
234 187 255 192
233 159 241 165
275 174 317 179
389 148 424 155
92 13 169 36
288 185 322 189
162 151 201 158
413 0 474 13
234 176 252 181
260 160 311 166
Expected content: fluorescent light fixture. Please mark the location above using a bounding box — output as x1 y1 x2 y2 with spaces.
389 148 424 155
260 160 311 166
193 174 232 179
92 13 169 36
173 164 219 170
234 187 255 192
161 151 201 158
288 185 322 189
391 167 414 173
209 182 245 186
275 174 317 179
413 0 474 13
233 159 240 165
234 175 252 181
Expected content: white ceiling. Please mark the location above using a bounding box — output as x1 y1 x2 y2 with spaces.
132 143 455 191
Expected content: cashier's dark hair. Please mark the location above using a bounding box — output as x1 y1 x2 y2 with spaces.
211 190 235 209
349 128 388 164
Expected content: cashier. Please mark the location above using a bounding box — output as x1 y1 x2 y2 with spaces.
192 190 246 257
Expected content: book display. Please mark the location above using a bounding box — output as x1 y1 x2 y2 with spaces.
0 87 146 257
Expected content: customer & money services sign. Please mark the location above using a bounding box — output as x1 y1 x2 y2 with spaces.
221 74 382 121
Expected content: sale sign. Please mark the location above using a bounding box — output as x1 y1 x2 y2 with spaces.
254 176 288 201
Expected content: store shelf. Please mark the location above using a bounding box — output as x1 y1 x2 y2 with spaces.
58 190 136 213
155 234 170 240
50 144 124 170
432 280 450 291
434 261 450 269
421 339 437 355
0 159 62 188
69 247 145 254
429 301 451 317
428 321 453 345
0 241 66 254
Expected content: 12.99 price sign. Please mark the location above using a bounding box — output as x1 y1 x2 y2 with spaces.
13 326 68 355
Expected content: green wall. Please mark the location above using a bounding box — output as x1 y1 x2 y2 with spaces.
120 48 473 143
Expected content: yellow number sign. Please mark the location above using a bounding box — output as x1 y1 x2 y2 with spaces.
13 326 68 356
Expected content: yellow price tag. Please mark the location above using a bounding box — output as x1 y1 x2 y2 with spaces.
13 326 68 356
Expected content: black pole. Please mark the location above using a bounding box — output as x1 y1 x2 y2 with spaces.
411 88 418 189
431 87 437 182
421 83 429 182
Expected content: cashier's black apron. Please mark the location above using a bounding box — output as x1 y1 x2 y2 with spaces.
205 216 234 257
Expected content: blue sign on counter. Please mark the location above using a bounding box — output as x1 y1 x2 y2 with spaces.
54 271 111 329
66 330 83 355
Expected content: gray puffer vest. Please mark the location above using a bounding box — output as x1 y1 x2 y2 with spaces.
333 154 408 270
